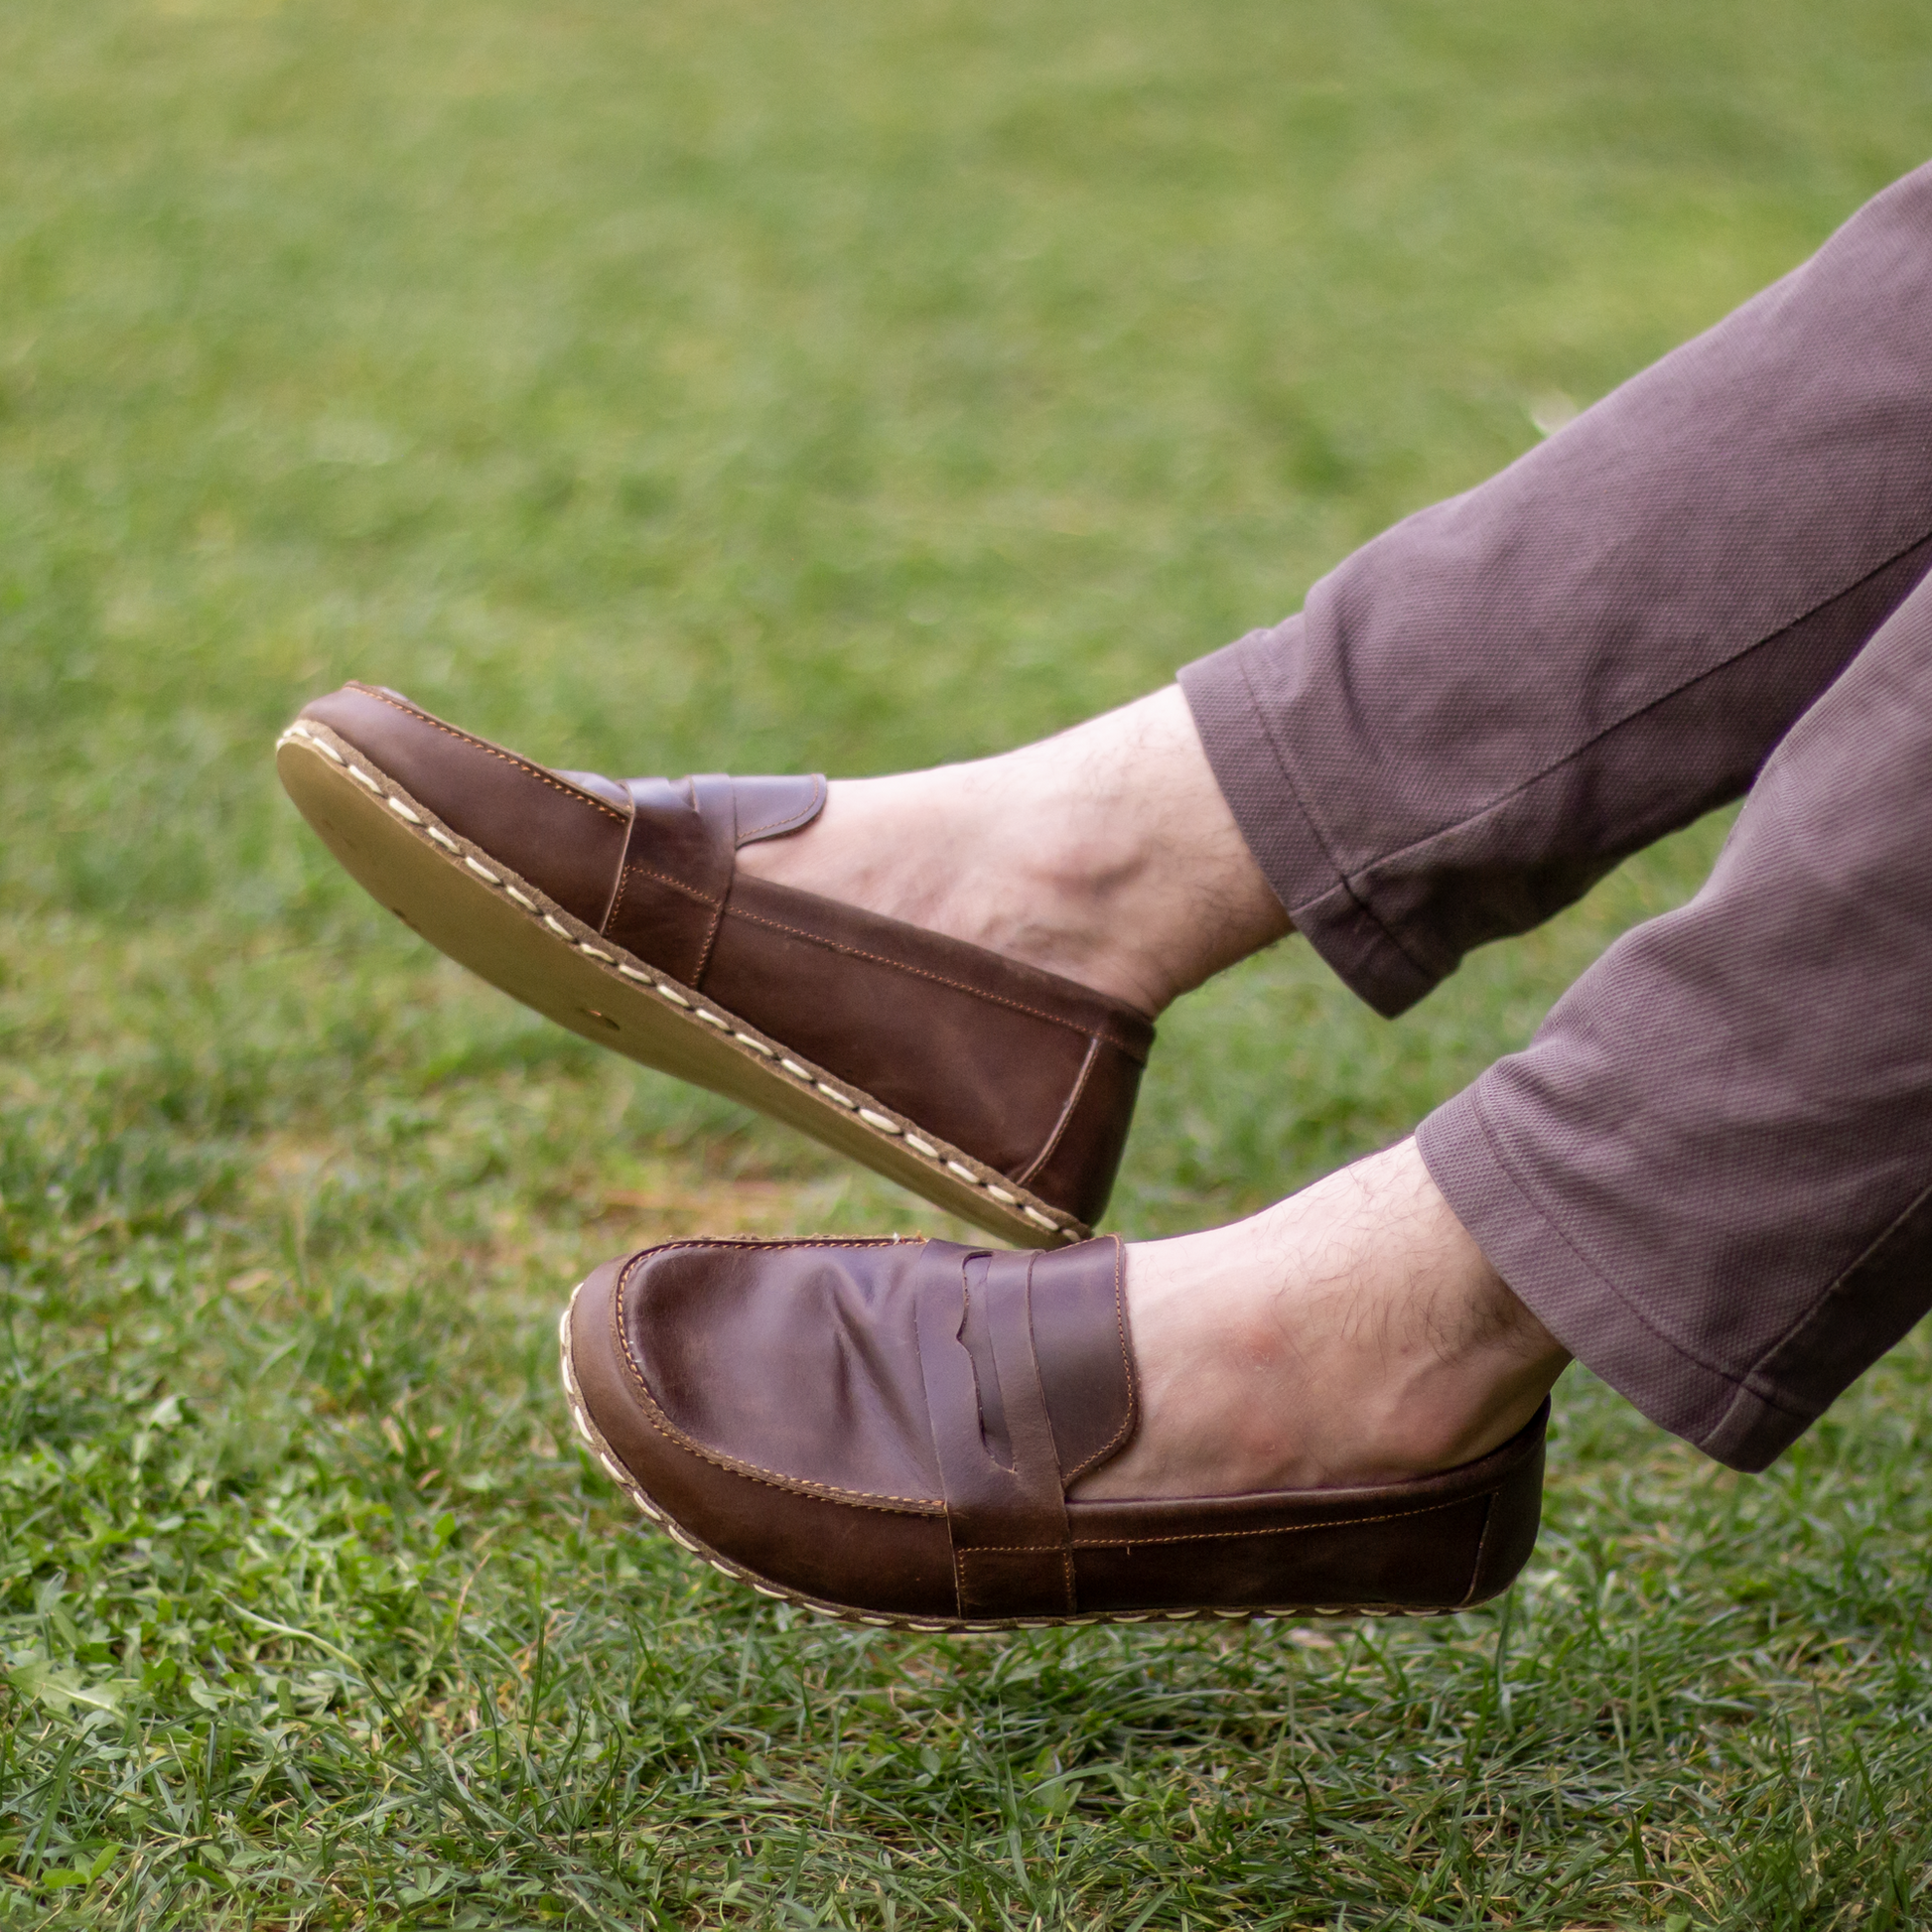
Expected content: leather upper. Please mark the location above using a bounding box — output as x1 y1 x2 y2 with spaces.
302 683 631 925
625 1237 1135 1505
567 1236 1550 1624
595 772 830 983
300 681 1155 1224
913 1242 1136 1615
629 1237 947 1502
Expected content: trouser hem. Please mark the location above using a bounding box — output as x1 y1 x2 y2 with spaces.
1178 628 1439 1020
1416 1089 1813 1472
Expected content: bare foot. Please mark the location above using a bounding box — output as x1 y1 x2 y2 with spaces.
1074 1139 1570 1499
733 685 1289 1015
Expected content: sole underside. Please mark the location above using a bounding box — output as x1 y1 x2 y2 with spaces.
558 1281 1457 1634
276 720 1086 1249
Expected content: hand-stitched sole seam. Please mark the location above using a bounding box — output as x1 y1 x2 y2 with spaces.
276 721 1086 1244
559 1283 1467 1632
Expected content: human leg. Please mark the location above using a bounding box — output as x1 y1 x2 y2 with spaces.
291 161 1932 1323
745 166 1932 1034
560 568 1932 1617
721 158 1932 1502
1076 1137 1569 1499
736 684 1288 1017
547 168 1932 1625
1421 562 1932 1470
1183 160 1932 1018
1086 164 1932 1490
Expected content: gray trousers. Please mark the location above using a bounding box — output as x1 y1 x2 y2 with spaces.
1179 159 1932 1473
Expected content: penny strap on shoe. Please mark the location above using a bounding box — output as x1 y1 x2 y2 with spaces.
914 1235 1136 1619
603 773 827 983
289 680 1153 1229
726 774 827 845
916 1244 1073 1617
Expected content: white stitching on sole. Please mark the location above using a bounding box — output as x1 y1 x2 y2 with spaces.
298 721 1087 1242
561 1291 1456 1631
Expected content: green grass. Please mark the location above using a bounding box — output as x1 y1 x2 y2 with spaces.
5 0 1932 1923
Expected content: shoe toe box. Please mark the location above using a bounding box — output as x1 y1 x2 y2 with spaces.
564 1246 959 1620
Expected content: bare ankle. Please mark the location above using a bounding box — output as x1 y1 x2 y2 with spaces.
1076 1141 1569 1500
736 686 1290 1013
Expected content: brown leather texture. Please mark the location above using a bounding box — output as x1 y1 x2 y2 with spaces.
298 682 1153 1225
565 1236 1549 1626
703 876 1146 1207
302 684 630 927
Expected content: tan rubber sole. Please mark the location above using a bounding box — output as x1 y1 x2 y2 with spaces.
557 1278 1454 1634
276 719 1087 1248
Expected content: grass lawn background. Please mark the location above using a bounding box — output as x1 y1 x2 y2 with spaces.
4 0 1932 1923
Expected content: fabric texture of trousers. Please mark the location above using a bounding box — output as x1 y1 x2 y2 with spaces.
1178 159 1932 1473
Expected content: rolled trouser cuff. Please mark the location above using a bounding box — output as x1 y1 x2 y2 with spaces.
1179 628 1440 1020
1418 1086 1815 1472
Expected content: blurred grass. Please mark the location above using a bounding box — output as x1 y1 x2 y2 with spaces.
4 0 1932 1924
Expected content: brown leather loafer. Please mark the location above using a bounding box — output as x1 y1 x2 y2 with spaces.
276 683 1156 1246
559 1234 1548 1629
